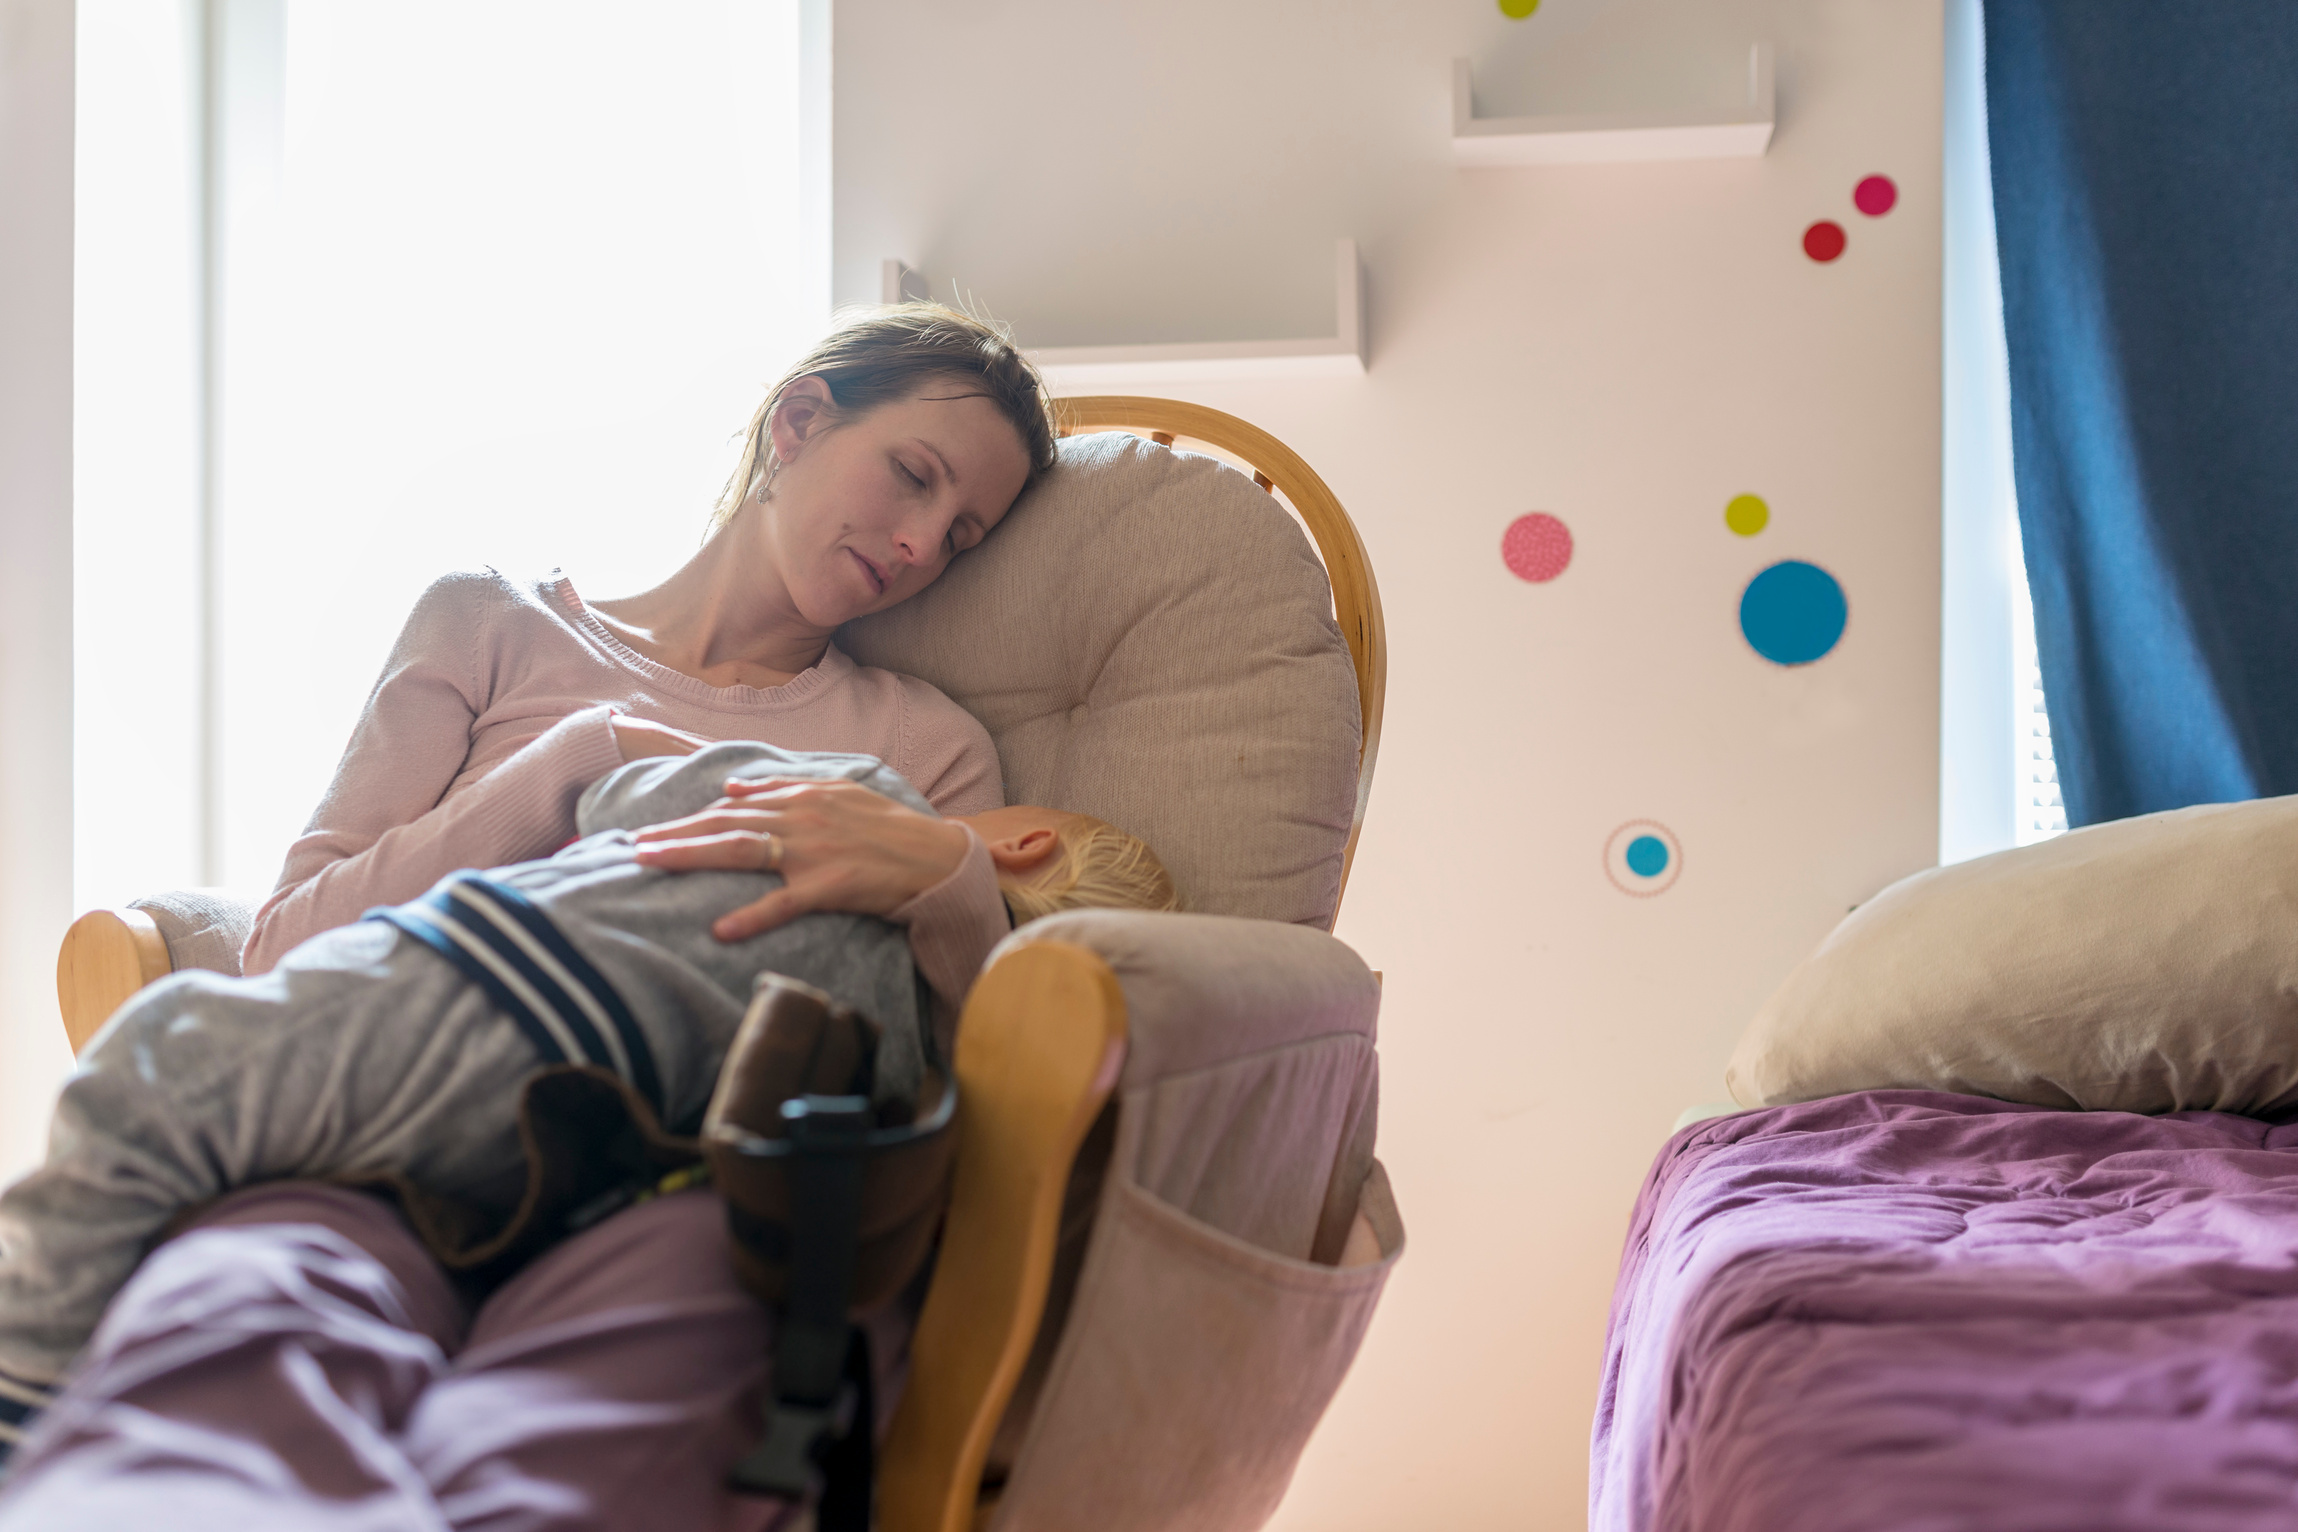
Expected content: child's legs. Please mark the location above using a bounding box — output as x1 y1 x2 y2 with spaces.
0 1183 465 1529
0 921 534 1384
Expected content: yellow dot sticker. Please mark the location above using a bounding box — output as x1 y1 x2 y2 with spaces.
1499 0 1540 16
1725 493 1770 537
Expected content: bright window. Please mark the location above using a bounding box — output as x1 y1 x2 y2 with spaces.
76 0 827 908
2009 540 2069 846
1941 0 2064 863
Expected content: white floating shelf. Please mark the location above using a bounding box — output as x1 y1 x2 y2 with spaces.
880 238 1367 387
1452 44 1774 165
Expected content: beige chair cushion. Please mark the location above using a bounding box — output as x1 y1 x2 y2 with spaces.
132 888 257 978
1728 794 2298 1115
841 430 1361 929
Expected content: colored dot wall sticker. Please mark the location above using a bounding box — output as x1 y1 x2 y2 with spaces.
1725 494 1769 537
1740 560 1848 666
1605 821 1684 897
1803 220 1847 262
1854 175 1898 216
1498 0 1540 16
1502 513 1573 583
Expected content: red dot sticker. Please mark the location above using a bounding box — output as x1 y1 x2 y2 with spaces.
1803 220 1847 262
1502 513 1573 583
1854 175 1898 216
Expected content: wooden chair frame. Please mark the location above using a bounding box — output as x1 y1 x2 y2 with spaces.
51 398 1388 1532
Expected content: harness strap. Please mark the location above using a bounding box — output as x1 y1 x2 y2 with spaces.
727 1094 876 1527
367 872 666 1120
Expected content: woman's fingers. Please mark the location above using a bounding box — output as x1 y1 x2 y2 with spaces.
714 885 814 941
631 830 779 871
719 776 815 800
637 775 966 931
631 807 783 844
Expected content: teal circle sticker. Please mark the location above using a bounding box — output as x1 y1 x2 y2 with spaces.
1624 835 1670 877
1739 559 1847 666
1605 821 1683 896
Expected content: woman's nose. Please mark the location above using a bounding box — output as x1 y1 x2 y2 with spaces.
890 509 951 565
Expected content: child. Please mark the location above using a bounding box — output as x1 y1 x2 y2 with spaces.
0 742 1176 1461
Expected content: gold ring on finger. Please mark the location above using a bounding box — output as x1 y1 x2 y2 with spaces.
763 833 784 872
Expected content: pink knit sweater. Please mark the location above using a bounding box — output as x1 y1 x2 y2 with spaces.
244 570 1011 1012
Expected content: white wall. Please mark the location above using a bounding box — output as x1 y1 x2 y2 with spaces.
839 2 1943 1525
0 0 81 1184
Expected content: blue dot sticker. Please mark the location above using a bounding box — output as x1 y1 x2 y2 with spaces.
1739 560 1847 666
1605 821 1683 896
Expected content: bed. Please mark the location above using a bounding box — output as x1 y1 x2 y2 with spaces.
1594 1089 2298 1532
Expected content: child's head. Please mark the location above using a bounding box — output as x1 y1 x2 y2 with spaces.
957 806 1181 926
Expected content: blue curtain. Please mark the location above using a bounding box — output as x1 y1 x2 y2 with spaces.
1984 2 2298 825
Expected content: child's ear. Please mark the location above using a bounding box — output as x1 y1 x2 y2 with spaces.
984 826 1061 876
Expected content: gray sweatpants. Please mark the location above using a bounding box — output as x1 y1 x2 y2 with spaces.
0 743 937 1387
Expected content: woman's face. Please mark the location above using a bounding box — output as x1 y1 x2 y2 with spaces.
761 378 1033 627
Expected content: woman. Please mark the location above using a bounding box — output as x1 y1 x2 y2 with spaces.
243 301 1056 1018
0 306 1056 1527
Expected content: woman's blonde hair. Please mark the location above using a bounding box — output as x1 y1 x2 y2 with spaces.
713 302 1058 531
1002 816 1184 927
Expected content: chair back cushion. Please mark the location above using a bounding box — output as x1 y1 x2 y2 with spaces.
841 430 1360 928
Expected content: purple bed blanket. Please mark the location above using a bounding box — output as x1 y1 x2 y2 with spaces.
1593 1091 2298 1532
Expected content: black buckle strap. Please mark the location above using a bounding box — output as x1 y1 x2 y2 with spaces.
729 1094 876 1528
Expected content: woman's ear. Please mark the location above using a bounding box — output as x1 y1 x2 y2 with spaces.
767 375 835 465
984 826 1061 877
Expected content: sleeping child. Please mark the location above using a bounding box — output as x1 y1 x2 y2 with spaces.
0 742 1178 1458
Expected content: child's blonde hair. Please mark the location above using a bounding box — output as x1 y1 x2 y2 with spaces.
1001 816 1182 927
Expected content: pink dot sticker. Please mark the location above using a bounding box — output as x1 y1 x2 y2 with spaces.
1854 174 1898 216
1803 220 1847 262
1502 513 1573 583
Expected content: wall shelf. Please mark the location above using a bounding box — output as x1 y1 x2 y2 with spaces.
1451 44 1773 166
880 238 1366 387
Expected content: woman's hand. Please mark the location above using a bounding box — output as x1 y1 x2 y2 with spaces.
630 777 971 941
611 716 713 762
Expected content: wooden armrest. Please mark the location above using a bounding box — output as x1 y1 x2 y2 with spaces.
57 908 172 1055
880 940 1127 1532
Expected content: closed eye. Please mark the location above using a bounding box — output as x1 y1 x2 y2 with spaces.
894 457 926 489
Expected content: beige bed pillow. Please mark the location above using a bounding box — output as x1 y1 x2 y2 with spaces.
1727 794 2298 1115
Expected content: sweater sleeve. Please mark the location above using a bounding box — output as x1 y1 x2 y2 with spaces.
899 678 1006 819
891 828 1011 1051
884 680 1009 1020
241 576 628 975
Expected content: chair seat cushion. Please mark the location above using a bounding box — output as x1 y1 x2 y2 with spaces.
842 430 1361 928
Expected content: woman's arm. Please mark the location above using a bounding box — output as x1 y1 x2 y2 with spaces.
886 685 1011 1013
241 574 634 975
